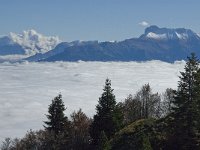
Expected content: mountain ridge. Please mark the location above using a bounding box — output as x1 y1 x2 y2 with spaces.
28 25 200 62
0 26 200 62
140 25 200 40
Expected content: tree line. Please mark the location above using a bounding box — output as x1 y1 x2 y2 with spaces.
1 53 200 149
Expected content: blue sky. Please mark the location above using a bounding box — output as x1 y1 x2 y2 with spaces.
0 0 199 41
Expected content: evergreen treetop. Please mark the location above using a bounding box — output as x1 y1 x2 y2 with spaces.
44 94 68 135
90 78 123 147
96 78 116 115
171 53 200 149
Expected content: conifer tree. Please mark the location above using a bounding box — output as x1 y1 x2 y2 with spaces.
170 53 200 149
89 78 123 147
44 94 68 135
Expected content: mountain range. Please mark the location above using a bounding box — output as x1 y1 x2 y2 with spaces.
1 26 200 62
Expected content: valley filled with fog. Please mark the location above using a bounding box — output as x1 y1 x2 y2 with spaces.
0 61 185 141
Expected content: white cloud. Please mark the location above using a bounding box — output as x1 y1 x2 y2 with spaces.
0 61 185 141
8 30 61 55
139 21 150 27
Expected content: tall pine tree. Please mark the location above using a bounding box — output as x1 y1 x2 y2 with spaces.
89 78 123 147
170 53 200 149
44 94 68 135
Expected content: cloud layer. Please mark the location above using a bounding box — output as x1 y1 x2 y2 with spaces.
0 61 184 141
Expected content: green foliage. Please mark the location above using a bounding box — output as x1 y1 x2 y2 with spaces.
89 78 123 147
110 119 156 150
141 135 153 150
43 94 71 149
169 53 200 149
44 94 68 135
98 131 111 150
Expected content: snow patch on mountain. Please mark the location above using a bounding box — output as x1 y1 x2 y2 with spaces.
175 32 188 40
146 32 167 40
8 30 61 55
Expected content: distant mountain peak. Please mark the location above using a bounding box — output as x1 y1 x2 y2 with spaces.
144 25 160 34
1 26 200 63
140 25 199 40
8 29 61 55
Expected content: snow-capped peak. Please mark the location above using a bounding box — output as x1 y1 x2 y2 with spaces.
140 25 199 41
8 29 61 55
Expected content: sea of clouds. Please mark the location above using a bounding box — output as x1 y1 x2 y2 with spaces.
0 61 185 141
